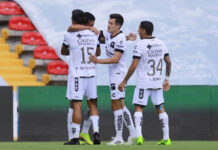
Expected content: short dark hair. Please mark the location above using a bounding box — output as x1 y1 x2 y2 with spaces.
71 9 87 25
110 13 124 27
140 21 154 35
85 12 95 22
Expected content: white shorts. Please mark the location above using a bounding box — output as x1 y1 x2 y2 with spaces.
109 73 125 100
132 87 164 106
66 76 97 100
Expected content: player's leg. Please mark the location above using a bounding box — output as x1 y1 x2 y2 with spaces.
152 89 171 145
132 88 149 145
86 77 100 144
64 77 84 145
87 99 100 144
80 108 93 145
71 100 82 144
107 99 124 145
121 100 137 145
67 102 73 141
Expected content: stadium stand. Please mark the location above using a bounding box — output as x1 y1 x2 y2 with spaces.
0 0 67 86
33 46 58 60
42 60 68 85
21 32 46 45
47 60 68 75
0 1 24 15
9 16 35 31
0 1 44 88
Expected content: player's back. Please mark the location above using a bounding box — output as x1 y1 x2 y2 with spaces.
135 37 168 89
64 30 98 77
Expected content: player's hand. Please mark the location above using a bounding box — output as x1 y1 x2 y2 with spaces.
90 27 100 35
118 81 126 91
163 80 170 91
67 25 73 32
126 33 137 41
90 55 98 63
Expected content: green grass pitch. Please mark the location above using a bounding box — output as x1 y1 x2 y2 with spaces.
0 141 218 150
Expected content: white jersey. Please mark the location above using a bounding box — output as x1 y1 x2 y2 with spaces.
103 30 127 76
63 30 98 77
133 37 169 89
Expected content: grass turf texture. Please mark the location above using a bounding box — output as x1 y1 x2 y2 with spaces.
0 141 218 150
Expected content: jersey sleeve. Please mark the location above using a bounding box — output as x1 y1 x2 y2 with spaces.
63 32 70 47
114 36 126 53
133 41 143 59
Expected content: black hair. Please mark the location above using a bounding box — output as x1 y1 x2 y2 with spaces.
140 21 154 35
71 9 87 25
85 12 95 22
110 13 124 27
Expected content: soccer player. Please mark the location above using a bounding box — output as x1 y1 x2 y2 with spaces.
61 10 100 145
118 21 172 145
90 14 137 145
65 11 100 145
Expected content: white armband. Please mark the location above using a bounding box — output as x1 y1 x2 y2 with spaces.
165 76 170 81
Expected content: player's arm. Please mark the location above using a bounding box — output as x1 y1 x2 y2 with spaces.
118 57 140 91
90 51 122 64
95 45 101 57
98 30 105 44
163 54 172 91
126 33 137 41
61 44 69 56
68 24 99 35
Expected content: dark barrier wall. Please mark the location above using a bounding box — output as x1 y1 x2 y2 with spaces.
18 86 218 141
0 86 13 141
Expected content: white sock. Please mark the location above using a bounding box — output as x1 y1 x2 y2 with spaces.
72 123 80 138
159 112 169 140
122 106 136 137
90 115 99 133
114 109 123 139
81 117 92 134
67 108 73 139
134 111 143 137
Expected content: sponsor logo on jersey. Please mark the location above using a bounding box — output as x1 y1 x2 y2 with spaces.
147 44 152 49
147 49 162 57
77 34 82 39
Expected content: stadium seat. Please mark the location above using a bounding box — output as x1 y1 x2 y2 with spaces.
34 46 59 59
9 16 35 31
21 32 47 45
0 1 24 15
47 60 68 75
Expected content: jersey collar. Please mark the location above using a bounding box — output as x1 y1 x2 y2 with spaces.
111 31 123 39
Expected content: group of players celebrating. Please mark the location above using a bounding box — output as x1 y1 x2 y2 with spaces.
61 9 172 146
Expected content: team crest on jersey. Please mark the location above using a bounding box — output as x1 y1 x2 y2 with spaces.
77 34 82 39
110 42 115 48
147 44 152 49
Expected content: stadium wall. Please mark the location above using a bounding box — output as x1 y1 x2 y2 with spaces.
0 86 13 141
18 86 218 141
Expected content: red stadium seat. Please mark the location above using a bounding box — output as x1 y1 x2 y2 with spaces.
21 32 47 45
47 60 68 75
34 46 59 59
0 1 24 15
9 16 36 30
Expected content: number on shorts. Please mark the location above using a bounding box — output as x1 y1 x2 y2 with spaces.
75 77 79 91
139 89 144 99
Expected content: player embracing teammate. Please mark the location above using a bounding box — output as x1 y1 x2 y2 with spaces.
62 9 172 146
